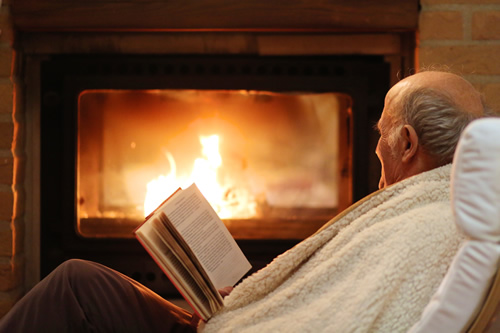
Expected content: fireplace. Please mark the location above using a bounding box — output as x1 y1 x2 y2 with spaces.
6 0 419 304
37 53 390 296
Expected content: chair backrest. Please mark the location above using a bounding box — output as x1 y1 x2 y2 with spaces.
409 118 500 333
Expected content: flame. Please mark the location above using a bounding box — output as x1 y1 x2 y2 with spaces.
143 151 178 216
143 134 256 219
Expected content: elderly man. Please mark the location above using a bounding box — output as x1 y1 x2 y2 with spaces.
0 71 494 333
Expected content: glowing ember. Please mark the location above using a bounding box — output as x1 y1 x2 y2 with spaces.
143 135 257 219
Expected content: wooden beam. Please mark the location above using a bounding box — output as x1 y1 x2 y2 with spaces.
20 32 403 56
11 0 418 32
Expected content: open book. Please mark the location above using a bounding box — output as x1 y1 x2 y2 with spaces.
134 183 252 321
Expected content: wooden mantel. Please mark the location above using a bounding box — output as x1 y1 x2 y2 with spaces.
11 0 419 32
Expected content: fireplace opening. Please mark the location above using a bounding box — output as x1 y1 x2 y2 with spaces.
77 89 352 239
40 54 389 297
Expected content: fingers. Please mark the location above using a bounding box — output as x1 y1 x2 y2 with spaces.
218 286 234 298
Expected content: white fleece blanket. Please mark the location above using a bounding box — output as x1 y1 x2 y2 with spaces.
199 164 464 333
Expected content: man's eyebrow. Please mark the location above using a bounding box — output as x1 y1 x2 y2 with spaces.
373 120 381 133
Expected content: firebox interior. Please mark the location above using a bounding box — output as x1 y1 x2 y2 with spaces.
77 89 352 239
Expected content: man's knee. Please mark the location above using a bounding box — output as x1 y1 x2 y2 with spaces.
51 259 105 286
56 258 95 273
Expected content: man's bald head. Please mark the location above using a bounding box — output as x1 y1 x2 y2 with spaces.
375 70 493 188
393 71 484 116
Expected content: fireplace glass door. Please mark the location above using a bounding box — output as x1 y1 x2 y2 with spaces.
77 89 353 239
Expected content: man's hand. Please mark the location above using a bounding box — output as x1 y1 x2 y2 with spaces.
218 286 233 298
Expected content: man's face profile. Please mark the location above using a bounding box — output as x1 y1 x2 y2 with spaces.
375 82 406 189
375 115 401 189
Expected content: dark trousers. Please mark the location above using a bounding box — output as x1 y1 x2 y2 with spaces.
0 259 197 333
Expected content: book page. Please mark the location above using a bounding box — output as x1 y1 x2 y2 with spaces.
160 183 252 289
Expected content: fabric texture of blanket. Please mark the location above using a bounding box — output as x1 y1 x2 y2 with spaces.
199 164 465 333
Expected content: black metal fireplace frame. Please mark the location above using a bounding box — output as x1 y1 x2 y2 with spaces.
40 54 389 297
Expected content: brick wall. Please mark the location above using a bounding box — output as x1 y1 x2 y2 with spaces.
0 0 25 318
419 0 500 113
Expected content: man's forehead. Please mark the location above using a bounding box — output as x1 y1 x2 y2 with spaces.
376 111 391 134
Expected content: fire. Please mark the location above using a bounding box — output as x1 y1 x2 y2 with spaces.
143 134 257 219
143 151 178 217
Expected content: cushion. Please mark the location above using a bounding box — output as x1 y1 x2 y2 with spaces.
451 118 500 241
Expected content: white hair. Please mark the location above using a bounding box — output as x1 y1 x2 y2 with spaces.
387 87 494 165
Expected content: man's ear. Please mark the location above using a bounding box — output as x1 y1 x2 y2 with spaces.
401 124 419 163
